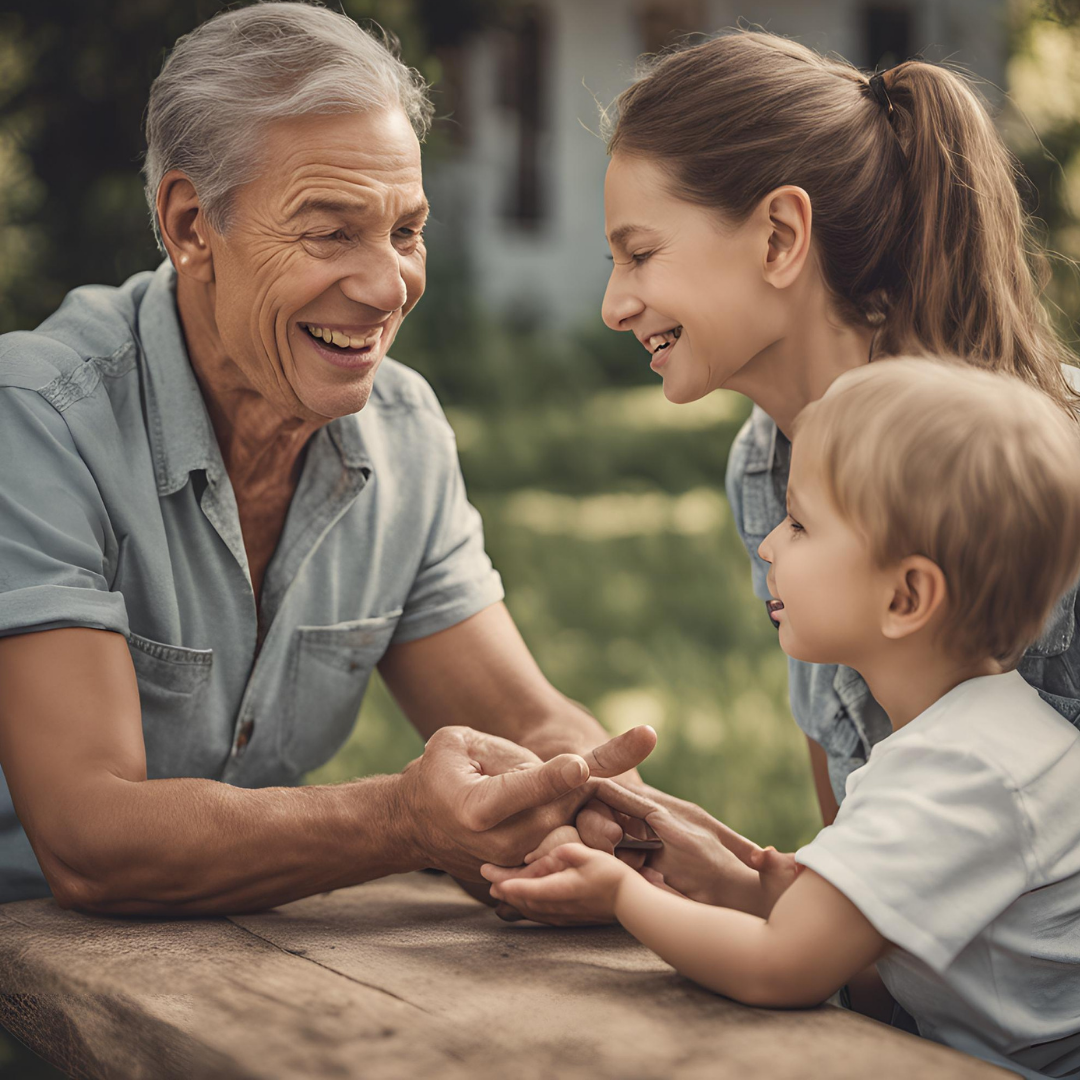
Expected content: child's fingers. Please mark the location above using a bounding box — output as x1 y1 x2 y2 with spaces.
495 869 580 906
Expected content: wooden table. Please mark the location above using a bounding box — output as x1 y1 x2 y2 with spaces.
0 872 1010 1079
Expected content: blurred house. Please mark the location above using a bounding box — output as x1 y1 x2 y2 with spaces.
425 0 1009 329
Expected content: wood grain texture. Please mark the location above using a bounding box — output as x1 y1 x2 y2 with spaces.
0 872 1011 1080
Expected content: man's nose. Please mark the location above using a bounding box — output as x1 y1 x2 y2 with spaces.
338 245 409 313
601 275 644 332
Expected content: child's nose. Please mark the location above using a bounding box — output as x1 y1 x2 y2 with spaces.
757 527 777 564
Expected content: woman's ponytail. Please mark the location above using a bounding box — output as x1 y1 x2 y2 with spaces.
877 61 1078 411
607 31 1080 415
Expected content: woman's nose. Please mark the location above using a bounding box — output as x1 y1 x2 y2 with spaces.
601 274 644 332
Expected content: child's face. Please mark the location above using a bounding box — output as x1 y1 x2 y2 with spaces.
757 445 891 667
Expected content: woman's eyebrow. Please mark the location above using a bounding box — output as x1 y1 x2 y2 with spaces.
606 223 653 250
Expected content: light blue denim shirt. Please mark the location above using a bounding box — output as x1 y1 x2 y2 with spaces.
726 400 1080 805
0 260 503 902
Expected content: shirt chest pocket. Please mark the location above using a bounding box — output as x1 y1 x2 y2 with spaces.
280 610 403 777
127 632 217 780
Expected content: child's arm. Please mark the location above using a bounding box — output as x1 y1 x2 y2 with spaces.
484 843 886 1008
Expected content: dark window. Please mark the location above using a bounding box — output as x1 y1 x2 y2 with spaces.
498 5 549 227
864 3 914 69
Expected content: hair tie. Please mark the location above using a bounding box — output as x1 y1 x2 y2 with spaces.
868 71 894 118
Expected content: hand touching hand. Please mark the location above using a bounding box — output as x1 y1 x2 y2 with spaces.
401 724 656 882
482 843 633 923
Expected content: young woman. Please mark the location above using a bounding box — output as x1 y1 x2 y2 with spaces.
597 29 1080 828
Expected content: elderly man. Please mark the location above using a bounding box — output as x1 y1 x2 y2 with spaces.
0 2 749 918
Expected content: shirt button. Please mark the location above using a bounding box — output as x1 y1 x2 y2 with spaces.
233 718 255 756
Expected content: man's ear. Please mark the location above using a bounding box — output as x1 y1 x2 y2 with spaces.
156 170 215 284
881 556 949 641
758 185 812 291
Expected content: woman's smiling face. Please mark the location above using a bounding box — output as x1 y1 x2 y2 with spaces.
601 153 781 403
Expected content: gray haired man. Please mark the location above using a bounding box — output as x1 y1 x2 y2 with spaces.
0 2 742 919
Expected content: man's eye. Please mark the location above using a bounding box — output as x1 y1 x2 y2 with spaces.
395 226 425 245
309 230 348 242
631 251 653 264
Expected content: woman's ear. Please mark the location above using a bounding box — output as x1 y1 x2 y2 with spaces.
881 556 949 641
759 185 812 291
156 170 215 284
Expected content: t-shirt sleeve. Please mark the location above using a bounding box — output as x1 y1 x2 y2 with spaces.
391 404 503 644
795 742 1031 974
0 388 129 638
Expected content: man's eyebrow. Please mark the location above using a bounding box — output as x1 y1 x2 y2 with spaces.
284 197 430 223
606 223 653 249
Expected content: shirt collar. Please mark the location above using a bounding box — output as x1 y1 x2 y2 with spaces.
137 259 372 494
137 259 225 495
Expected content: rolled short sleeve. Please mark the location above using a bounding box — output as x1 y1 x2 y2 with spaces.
391 414 503 644
0 388 129 638
795 744 1031 973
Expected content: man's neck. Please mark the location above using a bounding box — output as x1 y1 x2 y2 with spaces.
175 272 323 492
855 644 1002 732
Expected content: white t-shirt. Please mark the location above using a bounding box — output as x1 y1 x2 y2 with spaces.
796 670 1080 1079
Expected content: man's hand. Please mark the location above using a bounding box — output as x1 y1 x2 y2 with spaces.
397 725 655 882
482 843 633 924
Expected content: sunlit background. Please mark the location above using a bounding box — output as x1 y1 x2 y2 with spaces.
2 0 1079 1073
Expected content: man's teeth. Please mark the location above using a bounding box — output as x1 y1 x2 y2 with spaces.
647 327 683 354
303 325 378 349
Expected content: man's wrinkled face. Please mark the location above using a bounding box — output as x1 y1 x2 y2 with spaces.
207 107 428 420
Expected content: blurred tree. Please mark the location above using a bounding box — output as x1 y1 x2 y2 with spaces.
0 0 501 334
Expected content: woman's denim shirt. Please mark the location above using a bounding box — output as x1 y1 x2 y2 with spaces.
726 403 1080 803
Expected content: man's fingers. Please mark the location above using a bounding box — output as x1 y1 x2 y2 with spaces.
461 753 589 832
591 778 662 820
524 825 581 864
582 725 657 778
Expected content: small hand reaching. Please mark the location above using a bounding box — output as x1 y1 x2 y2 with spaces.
482 843 633 923
745 845 802 915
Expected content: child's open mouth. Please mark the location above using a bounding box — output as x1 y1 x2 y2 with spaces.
646 326 683 354
766 599 785 623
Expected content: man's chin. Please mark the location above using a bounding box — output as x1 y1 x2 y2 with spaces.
294 365 380 420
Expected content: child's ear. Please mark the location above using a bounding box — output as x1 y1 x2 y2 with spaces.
881 556 948 641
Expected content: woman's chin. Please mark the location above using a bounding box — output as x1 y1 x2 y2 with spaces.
661 374 709 405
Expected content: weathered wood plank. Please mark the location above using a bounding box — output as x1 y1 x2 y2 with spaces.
0 872 1011 1080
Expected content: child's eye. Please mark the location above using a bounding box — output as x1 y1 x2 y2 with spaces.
787 515 805 535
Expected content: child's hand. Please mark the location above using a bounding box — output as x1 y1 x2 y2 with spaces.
747 845 802 916
481 843 633 923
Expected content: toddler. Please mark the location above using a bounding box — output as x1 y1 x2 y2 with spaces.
483 358 1080 1079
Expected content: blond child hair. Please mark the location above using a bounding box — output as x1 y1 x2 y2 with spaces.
793 357 1080 666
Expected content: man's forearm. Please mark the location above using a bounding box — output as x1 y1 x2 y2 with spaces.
45 772 421 916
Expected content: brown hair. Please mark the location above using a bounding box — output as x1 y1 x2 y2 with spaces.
794 357 1080 667
605 30 1080 416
